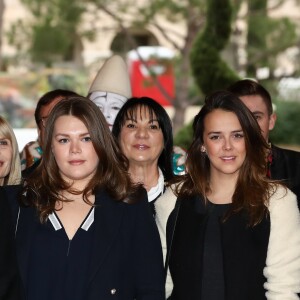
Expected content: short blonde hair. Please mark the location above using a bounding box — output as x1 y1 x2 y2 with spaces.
0 116 21 185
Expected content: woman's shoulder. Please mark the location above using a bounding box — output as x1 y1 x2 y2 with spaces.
0 184 22 193
267 184 299 220
98 185 148 209
155 184 181 227
155 184 178 210
0 185 24 226
0 184 22 205
264 184 300 298
268 184 297 209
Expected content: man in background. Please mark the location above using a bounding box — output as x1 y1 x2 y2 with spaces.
228 79 300 203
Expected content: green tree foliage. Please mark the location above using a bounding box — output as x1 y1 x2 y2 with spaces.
7 0 94 66
247 0 297 77
190 0 239 95
0 0 4 70
270 100 300 145
93 0 208 133
125 0 208 133
173 120 193 149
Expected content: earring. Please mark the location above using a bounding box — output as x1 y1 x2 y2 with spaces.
201 145 206 153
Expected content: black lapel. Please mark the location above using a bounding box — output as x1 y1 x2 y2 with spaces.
87 189 124 283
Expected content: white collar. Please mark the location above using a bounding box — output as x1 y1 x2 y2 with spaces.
48 207 95 231
147 168 165 202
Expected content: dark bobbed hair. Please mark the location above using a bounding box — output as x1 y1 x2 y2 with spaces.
24 96 141 222
178 90 275 226
112 97 174 182
227 79 273 115
35 89 80 129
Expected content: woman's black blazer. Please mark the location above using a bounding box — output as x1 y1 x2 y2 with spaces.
3 185 165 300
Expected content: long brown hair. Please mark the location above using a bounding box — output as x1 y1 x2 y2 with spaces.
23 96 140 222
177 90 275 226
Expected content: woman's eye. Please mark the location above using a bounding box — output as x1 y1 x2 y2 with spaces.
58 138 68 144
0 140 9 146
149 124 159 130
209 135 220 140
126 123 135 129
233 133 244 139
82 136 92 142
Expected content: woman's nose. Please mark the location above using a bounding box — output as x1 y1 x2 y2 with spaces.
70 141 81 154
223 138 232 150
135 127 148 138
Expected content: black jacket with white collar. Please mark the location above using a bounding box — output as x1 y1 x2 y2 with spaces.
3 185 165 300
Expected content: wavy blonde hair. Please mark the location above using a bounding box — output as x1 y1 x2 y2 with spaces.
0 116 21 185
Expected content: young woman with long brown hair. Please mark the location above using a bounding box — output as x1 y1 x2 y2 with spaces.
156 90 300 299
3 96 164 300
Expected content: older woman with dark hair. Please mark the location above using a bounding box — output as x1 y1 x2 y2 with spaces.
112 96 174 215
156 90 300 299
3 96 164 300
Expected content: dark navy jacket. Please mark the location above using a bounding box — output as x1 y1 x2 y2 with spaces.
3 185 165 300
0 187 22 300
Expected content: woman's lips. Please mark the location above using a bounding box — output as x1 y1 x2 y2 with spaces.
220 156 235 161
69 160 85 165
133 144 149 150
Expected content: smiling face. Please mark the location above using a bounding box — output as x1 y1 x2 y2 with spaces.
0 137 13 182
202 109 246 179
90 91 127 129
239 95 276 141
51 115 99 188
119 106 164 168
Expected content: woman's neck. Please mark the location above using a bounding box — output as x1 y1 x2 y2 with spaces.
57 189 94 205
128 164 160 191
207 172 238 204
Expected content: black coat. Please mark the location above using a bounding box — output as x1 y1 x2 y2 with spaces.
3 185 165 300
270 144 300 203
0 188 22 300
21 159 40 179
166 195 270 300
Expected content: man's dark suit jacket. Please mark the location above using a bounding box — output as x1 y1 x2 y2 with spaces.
271 144 300 205
3 185 165 300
